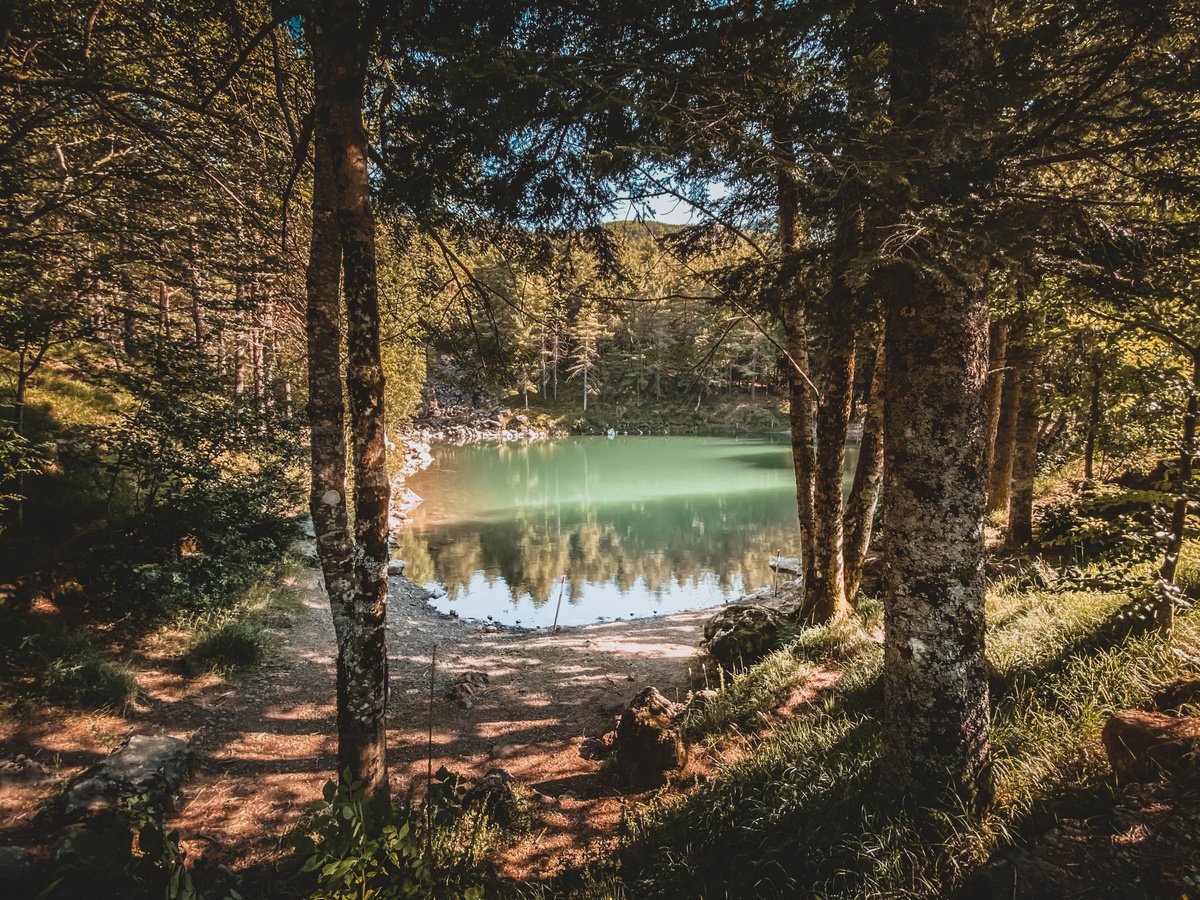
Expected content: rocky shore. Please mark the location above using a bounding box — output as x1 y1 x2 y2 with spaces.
386 405 568 531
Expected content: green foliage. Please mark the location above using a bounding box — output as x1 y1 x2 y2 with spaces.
0 605 137 710
187 615 268 673
382 337 428 426
293 771 488 900
0 421 42 526
1038 484 1172 562
39 791 228 900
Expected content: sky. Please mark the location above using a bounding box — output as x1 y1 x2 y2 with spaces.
605 183 730 225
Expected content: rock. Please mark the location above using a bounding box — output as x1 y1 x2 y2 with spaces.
1102 710 1200 782
580 729 617 760
463 768 520 825
701 603 788 671
0 845 33 886
0 755 47 782
1152 677 1200 712
387 559 406 576
613 687 687 790
449 671 489 708
768 555 803 577
61 735 193 823
689 689 720 710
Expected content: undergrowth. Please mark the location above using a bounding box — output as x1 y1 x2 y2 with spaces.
594 543 1200 898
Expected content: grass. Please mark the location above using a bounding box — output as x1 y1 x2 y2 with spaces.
0 607 139 711
587 544 1200 899
181 558 306 674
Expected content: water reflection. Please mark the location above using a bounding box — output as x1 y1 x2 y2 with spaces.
393 436 854 627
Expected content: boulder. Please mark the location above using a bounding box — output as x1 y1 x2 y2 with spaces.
387 559 406 576
702 603 788 671
613 687 687 790
61 735 193 823
768 556 803 577
1102 710 1200 782
448 671 489 709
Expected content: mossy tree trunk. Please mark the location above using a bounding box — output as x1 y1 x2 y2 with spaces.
1006 326 1040 547
879 0 995 805
306 0 391 800
776 163 818 597
844 342 885 601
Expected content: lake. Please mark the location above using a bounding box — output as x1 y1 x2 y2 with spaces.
393 434 857 627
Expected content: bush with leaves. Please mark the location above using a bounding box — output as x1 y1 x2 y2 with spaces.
0 603 138 710
293 771 489 900
38 791 233 900
1038 484 1173 563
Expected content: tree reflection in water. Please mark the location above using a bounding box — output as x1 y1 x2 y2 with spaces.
392 436 858 627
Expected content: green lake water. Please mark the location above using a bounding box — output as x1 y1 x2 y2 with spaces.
394 435 857 627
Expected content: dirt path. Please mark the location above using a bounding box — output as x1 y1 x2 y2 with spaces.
1 557 709 883
176 561 708 879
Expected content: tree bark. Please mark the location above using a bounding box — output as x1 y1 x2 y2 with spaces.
981 321 1008 482
309 0 391 799
305 127 354 684
1006 329 1039 547
776 165 817 600
158 282 171 338
808 254 855 623
880 0 995 806
987 318 1023 513
1158 350 1199 632
1084 355 1102 482
844 341 885 602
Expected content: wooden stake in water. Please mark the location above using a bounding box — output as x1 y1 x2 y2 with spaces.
551 575 567 633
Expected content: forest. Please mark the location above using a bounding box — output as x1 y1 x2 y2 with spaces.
1 0 1198 897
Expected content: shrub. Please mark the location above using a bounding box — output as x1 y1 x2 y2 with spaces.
0 607 138 710
293 771 489 900
1038 484 1171 562
188 616 268 673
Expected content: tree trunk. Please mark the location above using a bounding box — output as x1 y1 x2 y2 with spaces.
844 342 885 602
808 306 854 622
1084 356 1102 482
305 124 354 714
309 0 391 799
988 318 1023 513
981 321 1008 481
776 167 817 599
1006 329 1039 547
1158 350 1199 632
880 0 994 806
188 239 206 350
